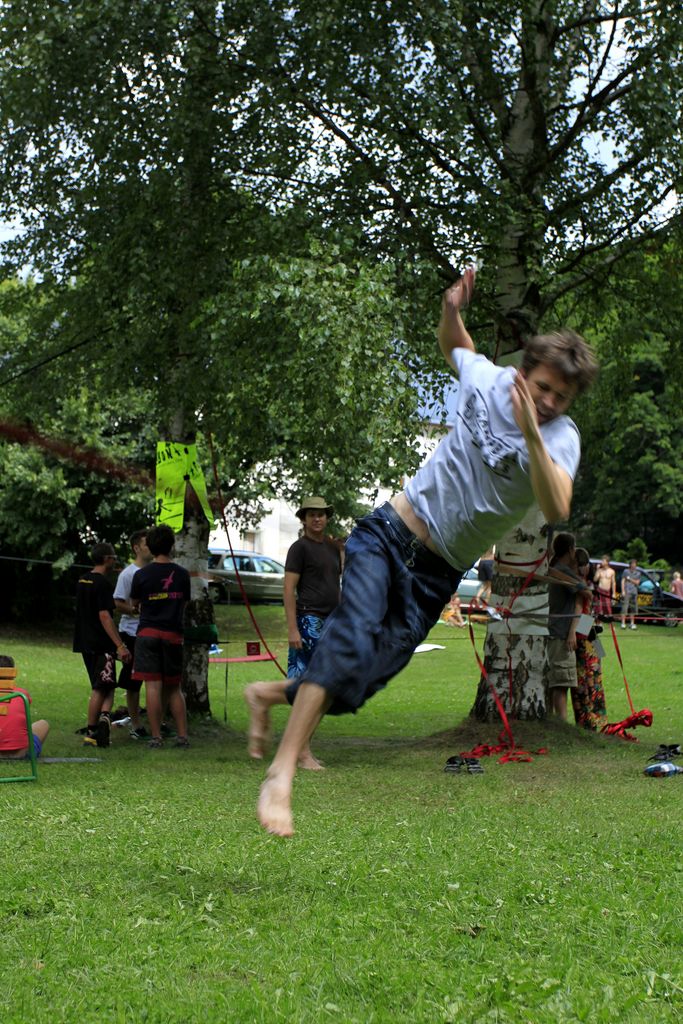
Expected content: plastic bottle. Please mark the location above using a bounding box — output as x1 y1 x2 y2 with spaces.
643 762 683 777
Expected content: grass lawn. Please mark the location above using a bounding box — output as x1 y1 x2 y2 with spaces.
1 610 682 1023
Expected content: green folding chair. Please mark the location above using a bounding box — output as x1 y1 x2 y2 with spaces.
0 666 38 783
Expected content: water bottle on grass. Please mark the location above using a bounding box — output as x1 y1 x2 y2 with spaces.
643 762 683 777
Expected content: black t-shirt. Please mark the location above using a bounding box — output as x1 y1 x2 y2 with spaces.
285 536 341 618
73 570 116 653
131 561 191 636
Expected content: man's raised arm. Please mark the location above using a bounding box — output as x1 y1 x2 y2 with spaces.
438 267 476 364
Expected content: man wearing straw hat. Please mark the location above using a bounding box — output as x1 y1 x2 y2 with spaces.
244 496 342 770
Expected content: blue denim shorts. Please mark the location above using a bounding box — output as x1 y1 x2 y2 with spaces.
285 502 461 715
287 614 325 679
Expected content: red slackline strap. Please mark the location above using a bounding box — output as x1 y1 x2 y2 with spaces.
206 433 286 677
599 621 652 740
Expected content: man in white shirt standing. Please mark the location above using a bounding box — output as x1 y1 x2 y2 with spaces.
113 528 153 738
258 269 598 836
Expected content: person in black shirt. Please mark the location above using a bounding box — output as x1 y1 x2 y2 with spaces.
244 496 341 769
73 542 132 748
131 524 191 749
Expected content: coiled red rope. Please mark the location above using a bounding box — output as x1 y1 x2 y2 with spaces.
599 621 652 741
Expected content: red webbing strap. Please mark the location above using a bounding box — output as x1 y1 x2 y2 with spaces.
608 620 635 714
206 433 286 677
599 622 652 741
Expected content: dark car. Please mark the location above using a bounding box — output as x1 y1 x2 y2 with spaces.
591 560 682 627
207 549 285 604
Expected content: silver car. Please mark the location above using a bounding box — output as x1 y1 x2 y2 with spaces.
456 566 481 612
208 550 285 604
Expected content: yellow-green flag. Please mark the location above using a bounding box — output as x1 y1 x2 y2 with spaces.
155 442 214 531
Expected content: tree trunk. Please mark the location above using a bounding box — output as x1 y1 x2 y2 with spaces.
175 493 214 716
471 506 550 721
472 4 556 719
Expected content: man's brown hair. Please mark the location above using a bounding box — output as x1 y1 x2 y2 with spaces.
521 330 598 395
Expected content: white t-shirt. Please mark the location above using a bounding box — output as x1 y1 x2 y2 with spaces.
113 562 140 636
404 348 581 570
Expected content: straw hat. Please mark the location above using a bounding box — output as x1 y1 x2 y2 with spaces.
296 496 334 520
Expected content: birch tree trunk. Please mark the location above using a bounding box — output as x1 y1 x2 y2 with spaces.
471 506 550 721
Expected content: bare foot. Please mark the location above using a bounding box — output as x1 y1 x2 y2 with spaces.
257 775 294 837
298 748 325 771
244 684 272 759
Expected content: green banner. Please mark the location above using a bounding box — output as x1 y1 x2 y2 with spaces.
155 442 214 531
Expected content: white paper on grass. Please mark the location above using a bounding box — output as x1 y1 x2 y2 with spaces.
413 643 446 654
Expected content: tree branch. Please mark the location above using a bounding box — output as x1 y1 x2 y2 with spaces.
542 207 682 311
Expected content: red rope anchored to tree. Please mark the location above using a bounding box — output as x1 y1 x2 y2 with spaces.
206 433 286 678
460 552 550 764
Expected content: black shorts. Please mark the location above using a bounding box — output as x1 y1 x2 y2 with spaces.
478 559 494 583
132 634 183 685
116 633 143 693
81 652 117 693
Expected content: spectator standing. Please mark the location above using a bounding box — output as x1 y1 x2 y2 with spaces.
73 542 132 747
244 497 342 769
571 549 607 730
475 546 496 607
113 528 153 738
547 533 585 721
621 559 641 630
670 571 683 599
130 524 191 749
593 555 617 618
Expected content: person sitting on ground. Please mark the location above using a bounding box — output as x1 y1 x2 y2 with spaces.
441 593 465 627
130 524 191 749
0 655 50 759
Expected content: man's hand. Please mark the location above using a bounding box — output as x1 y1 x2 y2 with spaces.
566 630 577 652
288 629 302 650
118 646 132 664
511 371 540 440
442 266 476 314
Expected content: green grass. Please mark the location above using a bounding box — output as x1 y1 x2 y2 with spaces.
1 612 682 1023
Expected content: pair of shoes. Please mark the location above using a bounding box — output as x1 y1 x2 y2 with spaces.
444 756 484 775
148 737 163 750
129 726 150 740
96 714 111 748
630 624 637 630
174 736 190 749
649 743 682 761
